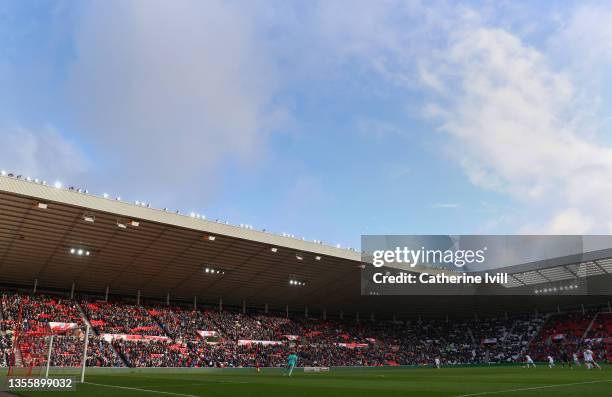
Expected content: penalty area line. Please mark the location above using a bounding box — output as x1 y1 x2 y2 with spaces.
83 382 201 397
453 379 612 397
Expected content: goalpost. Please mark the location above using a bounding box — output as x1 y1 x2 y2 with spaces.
7 320 90 383
80 324 90 383
43 324 90 382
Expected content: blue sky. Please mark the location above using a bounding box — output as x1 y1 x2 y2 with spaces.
2 0 612 248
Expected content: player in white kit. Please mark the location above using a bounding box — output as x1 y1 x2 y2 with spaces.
573 352 580 367
434 357 441 369
525 354 536 368
547 355 554 368
583 348 601 370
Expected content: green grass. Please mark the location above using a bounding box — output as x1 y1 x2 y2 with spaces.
8 365 612 397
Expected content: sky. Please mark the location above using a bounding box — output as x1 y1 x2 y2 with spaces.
2 0 612 249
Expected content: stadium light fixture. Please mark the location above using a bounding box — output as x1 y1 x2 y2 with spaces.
203 266 225 275
54 181 62 189
271 247 278 253
103 193 109 199
117 221 127 229
83 213 95 223
129 220 140 227
36 202 48 209
208 235 216 241
69 248 91 256
315 256 321 261
0 170 5 176
296 254 303 261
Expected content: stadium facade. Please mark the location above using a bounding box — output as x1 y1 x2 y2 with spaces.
1 174 612 319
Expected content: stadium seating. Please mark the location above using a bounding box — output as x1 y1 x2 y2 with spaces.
1 289 610 368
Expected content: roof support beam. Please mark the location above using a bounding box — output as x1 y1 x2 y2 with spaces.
593 260 607 274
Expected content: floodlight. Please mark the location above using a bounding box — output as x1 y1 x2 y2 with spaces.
54 181 62 189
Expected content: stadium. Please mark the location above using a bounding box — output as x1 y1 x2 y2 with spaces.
0 174 612 396
3 1 612 396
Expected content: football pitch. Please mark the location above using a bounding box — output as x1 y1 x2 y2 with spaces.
8 365 612 397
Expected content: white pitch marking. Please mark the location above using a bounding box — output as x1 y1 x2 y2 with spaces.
453 379 612 397
84 382 201 397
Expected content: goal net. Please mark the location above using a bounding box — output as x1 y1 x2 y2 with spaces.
5 296 90 383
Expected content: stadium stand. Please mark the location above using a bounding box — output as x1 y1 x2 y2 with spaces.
81 299 166 336
1 289 611 368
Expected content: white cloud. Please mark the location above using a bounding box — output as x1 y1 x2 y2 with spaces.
0 125 88 182
431 203 460 209
312 2 612 234
67 0 282 203
421 25 612 233
537 208 593 235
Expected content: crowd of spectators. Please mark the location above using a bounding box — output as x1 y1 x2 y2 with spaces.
82 300 165 336
146 305 222 341
586 312 612 339
1 292 82 332
0 334 12 366
49 335 123 367
1 290 611 368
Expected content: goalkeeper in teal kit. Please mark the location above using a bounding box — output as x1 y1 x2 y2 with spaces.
284 352 298 377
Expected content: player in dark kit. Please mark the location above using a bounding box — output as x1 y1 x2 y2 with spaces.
560 347 572 368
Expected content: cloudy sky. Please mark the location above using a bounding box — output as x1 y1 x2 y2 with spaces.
2 0 612 248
